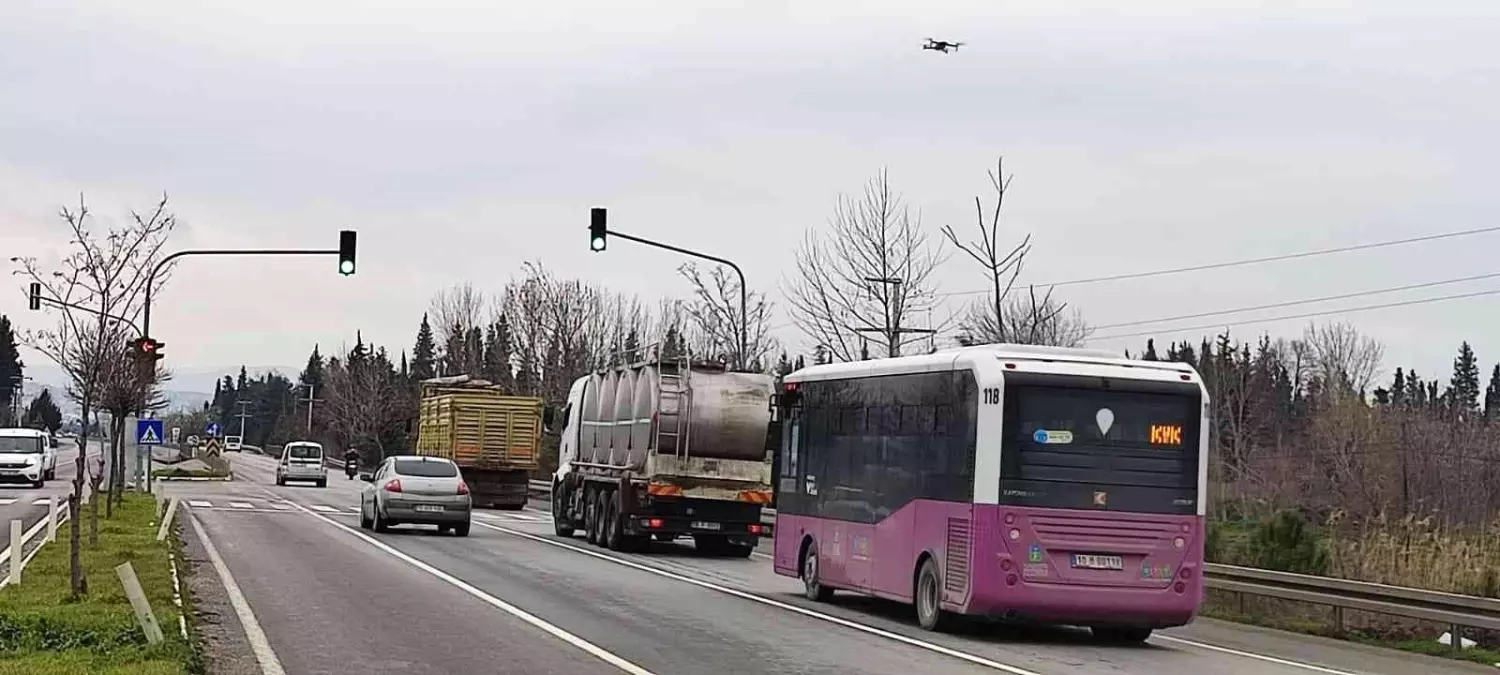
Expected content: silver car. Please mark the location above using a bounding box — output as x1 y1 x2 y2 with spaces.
276 441 327 487
359 456 472 536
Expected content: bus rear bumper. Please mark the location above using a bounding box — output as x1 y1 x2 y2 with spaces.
968 580 1202 628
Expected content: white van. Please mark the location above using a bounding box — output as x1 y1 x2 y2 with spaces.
276 441 327 487
0 428 59 487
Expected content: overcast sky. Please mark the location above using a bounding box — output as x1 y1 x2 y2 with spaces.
4 1 1499 392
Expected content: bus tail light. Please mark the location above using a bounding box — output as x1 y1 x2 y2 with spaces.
999 558 1012 571
1173 536 1185 549
1003 513 1015 525
1174 581 1186 594
1008 529 1020 541
1006 573 1018 586
1179 567 1193 579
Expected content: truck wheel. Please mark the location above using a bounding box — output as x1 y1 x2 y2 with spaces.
584 488 602 545
552 487 575 537
725 543 755 558
603 493 624 551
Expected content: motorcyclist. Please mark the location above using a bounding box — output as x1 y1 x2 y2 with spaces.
343 447 359 479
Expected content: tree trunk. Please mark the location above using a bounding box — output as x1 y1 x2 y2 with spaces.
68 400 90 600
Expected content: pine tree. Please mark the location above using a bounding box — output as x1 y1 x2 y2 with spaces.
0 316 22 425
236 366 249 393
1484 364 1500 422
482 318 515 391
794 355 807 370
299 345 325 391
412 314 437 381
1142 339 1159 361
1391 368 1406 406
465 326 484 377
25 389 62 433
1449 341 1481 415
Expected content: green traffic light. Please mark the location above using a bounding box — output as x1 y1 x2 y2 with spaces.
590 236 606 252
339 259 356 275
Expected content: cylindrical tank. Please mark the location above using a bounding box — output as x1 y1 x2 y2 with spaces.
610 369 636 465
634 367 774 462
580 373 603 457
590 372 619 465
628 368 658 471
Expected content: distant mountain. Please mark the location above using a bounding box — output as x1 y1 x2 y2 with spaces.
17 363 301 417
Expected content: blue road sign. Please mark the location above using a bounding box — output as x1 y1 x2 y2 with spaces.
205 422 221 437
136 419 165 446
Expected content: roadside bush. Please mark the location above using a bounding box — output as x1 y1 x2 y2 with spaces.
1249 509 1331 575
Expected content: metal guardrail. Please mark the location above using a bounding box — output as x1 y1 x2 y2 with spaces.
527 478 1500 639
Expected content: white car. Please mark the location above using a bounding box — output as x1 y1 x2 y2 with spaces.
0 428 58 488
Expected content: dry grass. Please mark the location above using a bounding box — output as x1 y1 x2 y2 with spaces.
1328 512 1500 597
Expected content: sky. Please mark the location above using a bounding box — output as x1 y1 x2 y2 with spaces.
4 1 1500 394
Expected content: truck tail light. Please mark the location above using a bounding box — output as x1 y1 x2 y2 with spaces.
748 524 763 534
384 479 403 493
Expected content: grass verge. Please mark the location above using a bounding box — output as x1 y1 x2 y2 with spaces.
0 494 197 674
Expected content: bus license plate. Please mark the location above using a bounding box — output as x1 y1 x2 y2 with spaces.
414 505 444 513
1072 554 1123 570
691 521 721 531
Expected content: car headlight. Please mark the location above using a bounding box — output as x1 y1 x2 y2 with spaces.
22 456 38 465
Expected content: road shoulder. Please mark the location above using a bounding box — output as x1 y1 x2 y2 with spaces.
180 513 263 675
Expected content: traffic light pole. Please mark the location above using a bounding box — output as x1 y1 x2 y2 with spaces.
28 295 142 336
604 230 749 371
142 248 339 340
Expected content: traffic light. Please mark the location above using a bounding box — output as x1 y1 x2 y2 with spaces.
130 337 165 361
589 208 607 252
27 282 40 311
338 230 357 275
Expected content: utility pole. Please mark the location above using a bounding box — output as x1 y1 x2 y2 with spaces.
233 400 253 441
298 384 323 434
854 277 934 358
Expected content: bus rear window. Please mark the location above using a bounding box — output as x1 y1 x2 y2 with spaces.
1000 385 1200 515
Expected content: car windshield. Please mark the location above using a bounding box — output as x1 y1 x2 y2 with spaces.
0 436 44 453
287 445 322 459
393 459 458 478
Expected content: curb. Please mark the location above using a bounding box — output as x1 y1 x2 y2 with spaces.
155 475 234 482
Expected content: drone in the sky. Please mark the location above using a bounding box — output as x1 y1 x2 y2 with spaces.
922 38 963 53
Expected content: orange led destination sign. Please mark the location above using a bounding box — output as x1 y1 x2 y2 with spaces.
1149 424 1183 445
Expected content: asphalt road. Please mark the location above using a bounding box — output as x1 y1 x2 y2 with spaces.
0 439 100 534
163 453 1493 675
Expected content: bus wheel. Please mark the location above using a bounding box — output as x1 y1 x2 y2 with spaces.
915 558 951 632
1091 626 1152 643
801 543 834 602
552 485 575 537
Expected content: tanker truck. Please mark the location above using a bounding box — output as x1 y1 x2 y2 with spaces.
546 348 775 557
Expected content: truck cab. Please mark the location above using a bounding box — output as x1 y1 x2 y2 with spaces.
549 375 589 488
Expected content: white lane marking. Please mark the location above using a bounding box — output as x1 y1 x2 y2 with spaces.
0 499 14 506
31 498 50 505
346 506 361 513
188 500 214 508
474 522 1043 675
230 502 254 509
0 507 71 589
188 514 287 675
286 502 657 675
271 503 291 511
309 505 338 513
1151 635 1361 675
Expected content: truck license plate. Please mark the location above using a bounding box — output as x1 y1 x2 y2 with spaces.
691 521 720 531
414 505 444 513
1071 554 1123 570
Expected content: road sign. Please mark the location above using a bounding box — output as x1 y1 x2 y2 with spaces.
186 435 200 447
205 423 221 437
202 437 223 457
170 427 181 444
136 419 164 446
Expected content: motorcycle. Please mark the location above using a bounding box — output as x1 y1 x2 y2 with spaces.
345 458 357 480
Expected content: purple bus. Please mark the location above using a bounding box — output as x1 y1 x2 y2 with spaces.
771 344 1209 642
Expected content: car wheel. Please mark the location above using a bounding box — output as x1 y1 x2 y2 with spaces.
915 557 951 632
552 485 575 538
316 479 326 488
454 520 471 537
802 542 833 602
359 506 373 530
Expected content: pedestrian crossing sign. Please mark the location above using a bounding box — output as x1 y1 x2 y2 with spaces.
136 419 165 445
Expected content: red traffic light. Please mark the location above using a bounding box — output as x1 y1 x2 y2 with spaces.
130 337 165 361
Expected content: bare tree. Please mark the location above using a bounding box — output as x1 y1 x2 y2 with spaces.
1300 321 1384 400
322 357 402 459
678 263 777 370
10 194 176 599
430 283 487 376
943 158 1091 348
783 169 946 360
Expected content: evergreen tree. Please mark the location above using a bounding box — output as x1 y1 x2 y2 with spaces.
794 355 806 370
1485 364 1500 422
1391 368 1406 406
299 345 325 392
774 351 794 376
412 314 437 381
236 366 249 393
482 318 515 391
1142 339 1159 361
1449 341 1481 414
25 389 62 433
0 315 22 425
465 326 484 377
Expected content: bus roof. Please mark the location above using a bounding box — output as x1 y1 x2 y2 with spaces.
784 343 1198 383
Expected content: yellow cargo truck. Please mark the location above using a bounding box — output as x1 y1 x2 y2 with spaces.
415 375 542 510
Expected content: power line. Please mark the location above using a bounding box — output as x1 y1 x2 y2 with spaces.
1093 271 1500 332
941 225 1500 297
1090 287 1500 342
